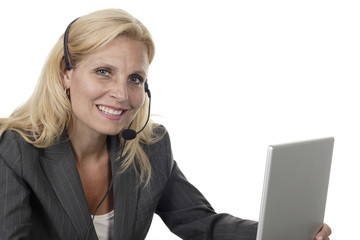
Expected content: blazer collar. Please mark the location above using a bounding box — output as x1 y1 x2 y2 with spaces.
40 132 139 240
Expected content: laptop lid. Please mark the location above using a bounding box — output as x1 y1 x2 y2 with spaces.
256 137 334 240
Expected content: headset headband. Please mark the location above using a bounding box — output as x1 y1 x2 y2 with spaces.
64 18 79 70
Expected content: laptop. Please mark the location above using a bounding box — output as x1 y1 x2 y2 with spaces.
256 137 334 240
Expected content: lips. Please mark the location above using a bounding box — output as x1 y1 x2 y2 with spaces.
97 105 124 116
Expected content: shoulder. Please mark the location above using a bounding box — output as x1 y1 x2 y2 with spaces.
0 130 24 156
0 130 39 172
144 125 171 157
143 125 173 175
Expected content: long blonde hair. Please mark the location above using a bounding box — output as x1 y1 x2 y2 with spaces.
0 9 162 185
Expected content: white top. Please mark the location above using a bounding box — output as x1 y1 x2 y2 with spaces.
93 210 114 240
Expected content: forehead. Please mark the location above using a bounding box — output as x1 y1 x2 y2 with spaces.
81 37 149 72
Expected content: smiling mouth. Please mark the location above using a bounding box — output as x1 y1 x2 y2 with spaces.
97 105 124 116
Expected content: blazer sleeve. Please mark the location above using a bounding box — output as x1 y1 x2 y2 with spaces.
0 131 32 240
153 130 258 240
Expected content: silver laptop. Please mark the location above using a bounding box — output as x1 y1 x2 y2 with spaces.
256 137 334 240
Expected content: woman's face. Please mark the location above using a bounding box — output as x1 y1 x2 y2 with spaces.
63 37 149 137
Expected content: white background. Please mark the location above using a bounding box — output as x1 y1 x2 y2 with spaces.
1 0 359 239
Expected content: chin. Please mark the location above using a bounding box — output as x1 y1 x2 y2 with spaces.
96 125 124 136
103 129 123 136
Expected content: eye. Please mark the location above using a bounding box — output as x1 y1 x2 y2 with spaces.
128 75 144 84
96 68 111 77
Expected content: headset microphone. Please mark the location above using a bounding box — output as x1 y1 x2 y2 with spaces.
122 81 151 140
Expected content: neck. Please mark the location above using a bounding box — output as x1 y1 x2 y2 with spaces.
67 125 108 166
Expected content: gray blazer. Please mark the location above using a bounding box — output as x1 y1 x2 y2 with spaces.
0 127 257 240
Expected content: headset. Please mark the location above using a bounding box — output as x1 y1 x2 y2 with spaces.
63 17 151 239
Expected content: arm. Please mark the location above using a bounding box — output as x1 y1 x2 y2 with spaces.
150 128 333 240
0 131 32 240
156 160 258 240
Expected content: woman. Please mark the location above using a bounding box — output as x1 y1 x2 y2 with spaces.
0 9 331 240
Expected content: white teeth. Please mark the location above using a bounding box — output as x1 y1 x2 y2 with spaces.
97 106 123 116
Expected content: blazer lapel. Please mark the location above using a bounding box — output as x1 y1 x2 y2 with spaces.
39 133 140 240
40 133 95 239
109 136 139 240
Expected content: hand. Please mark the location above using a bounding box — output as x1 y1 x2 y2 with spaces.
315 223 331 240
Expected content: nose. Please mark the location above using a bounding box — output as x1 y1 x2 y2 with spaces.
110 79 128 102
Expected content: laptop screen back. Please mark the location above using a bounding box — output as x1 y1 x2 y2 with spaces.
256 137 334 240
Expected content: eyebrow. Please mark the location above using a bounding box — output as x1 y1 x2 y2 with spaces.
88 62 116 70
130 70 147 77
89 62 147 77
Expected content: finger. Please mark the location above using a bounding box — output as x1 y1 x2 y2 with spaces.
315 224 332 240
322 223 332 236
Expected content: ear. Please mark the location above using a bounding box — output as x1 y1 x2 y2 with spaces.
62 69 73 89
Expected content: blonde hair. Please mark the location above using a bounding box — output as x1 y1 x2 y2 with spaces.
0 9 162 185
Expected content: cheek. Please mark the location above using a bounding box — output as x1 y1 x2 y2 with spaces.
71 74 102 101
70 84 95 106
69 80 103 116
129 90 146 110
